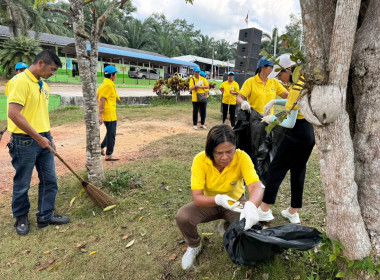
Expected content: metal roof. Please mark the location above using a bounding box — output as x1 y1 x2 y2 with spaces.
172 55 235 67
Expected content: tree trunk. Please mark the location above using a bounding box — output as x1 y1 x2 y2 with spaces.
300 0 372 260
69 0 104 184
351 0 380 257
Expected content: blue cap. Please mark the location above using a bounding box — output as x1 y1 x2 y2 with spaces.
104 65 118 74
193 66 200 72
257 57 274 68
200 71 206 77
228 71 234 76
15 62 28 70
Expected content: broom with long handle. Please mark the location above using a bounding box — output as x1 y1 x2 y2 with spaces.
47 146 117 208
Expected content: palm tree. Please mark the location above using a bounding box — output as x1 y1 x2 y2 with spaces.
124 19 151 50
0 36 42 77
195 35 215 58
215 39 235 61
0 0 32 37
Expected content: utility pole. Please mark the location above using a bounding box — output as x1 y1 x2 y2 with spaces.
273 28 278 56
211 45 214 79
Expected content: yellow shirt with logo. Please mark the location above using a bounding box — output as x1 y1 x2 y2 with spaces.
189 76 209 102
191 149 260 201
97 78 120 122
285 80 304 120
239 74 287 114
5 79 11 96
220 80 240 105
7 69 51 134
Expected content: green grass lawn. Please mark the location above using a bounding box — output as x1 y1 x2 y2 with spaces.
0 101 336 280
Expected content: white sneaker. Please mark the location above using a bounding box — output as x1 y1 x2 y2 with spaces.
257 207 275 222
193 125 198 130
281 207 300 223
200 125 207 129
181 245 202 270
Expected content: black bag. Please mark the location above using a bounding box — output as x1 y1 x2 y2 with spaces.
234 109 286 185
224 219 322 266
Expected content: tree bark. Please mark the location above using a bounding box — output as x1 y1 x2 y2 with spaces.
300 0 372 260
351 0 380 257
69 0 104 184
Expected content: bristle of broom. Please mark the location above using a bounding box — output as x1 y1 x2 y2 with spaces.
84 183 117 209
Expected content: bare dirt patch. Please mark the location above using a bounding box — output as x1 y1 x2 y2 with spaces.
0 118 199 198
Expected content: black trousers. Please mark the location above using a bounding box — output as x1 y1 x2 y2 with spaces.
101 121 117 155
193 102 207 125
263 119 315 208
222 103 236 127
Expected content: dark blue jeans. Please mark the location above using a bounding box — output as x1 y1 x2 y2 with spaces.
9 133 58 221
101 121 117 155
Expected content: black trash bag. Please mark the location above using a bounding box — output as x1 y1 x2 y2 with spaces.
234 109 286 185
223 219 322 266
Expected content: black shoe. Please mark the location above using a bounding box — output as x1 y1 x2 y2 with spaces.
14 214 29 236
37 214 70 229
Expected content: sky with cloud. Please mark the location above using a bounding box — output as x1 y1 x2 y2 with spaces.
131 0 301 43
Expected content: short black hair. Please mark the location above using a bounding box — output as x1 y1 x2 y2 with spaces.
205 124 236 161
105 73 116 78
33 50 62 68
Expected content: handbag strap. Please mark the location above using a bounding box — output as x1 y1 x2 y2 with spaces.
192 78 197 92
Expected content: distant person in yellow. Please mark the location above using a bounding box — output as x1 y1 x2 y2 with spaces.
237 57 288 114
7 50 69 236
176 124 264 270
189 66 209 130
97 65 120 161
5 62 29 97
220 71 239 127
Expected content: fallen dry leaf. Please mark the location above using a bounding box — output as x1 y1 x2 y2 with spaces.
11 259 17 264
126 239 135 248
55 226 60 230
168 254 176 261
48 259 55 265
43 251 50 255
80 248 87 253
122 235 129 240
75 244 83 248
138 216 144 222
48 262 61 272
60 229 67 233
70 197 76 207
147 251 151 255
21 249 31 254
138 207 144 211
37 266 48 271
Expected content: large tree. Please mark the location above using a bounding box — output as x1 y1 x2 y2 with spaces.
298 0 379 276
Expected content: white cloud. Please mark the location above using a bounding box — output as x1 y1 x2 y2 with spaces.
131 0 301 43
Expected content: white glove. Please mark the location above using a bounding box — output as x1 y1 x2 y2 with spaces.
215 194 241 211
264 100 276 115
240 201 260 230
241 101 251 112
261 115 275 124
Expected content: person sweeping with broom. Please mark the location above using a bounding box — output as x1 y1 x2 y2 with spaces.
219 71 239 128
7 50 69 236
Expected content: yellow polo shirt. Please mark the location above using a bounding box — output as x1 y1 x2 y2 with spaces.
285 81 305 120
7 69 50 134
191 149 260 200
220 81 240 105
239 74 287 114
189 76 209 102
5 79 11 96
97 78 120 122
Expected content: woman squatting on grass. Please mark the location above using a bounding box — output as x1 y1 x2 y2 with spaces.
176 124 264 270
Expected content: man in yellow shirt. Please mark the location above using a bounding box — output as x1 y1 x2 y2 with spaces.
220 71 240 127
7 50 69 236
176 125 264 270
98 65 120 161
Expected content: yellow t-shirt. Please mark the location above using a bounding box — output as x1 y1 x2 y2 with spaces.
191 149 260 200
5 79 11 97
285 80 304 119
189 76 209 102
220 81 240 105
7 69 51 134
97 78 120 122
239 74 287 114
